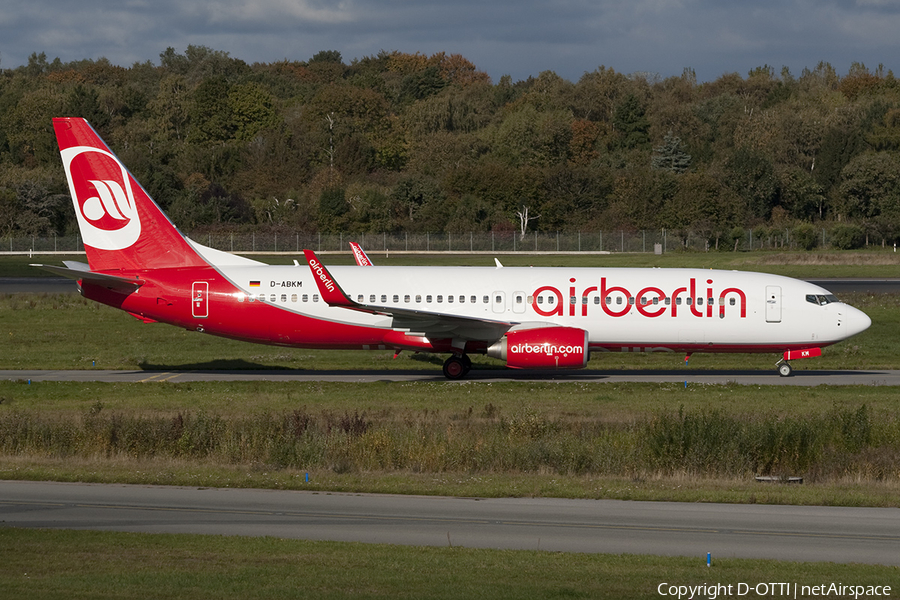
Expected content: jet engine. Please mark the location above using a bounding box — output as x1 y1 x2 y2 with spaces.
487 327 589 370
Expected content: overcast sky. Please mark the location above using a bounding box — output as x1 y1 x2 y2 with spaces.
2 0 899 83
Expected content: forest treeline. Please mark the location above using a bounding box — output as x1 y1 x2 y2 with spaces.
2 46 900 249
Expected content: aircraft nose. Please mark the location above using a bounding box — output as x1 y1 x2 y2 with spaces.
843 305 871 338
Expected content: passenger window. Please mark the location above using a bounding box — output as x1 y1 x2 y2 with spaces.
291 294 297 302
302 294 308 302
370 295 376 303
616 297 622 305
381 295 387 303
593 297 600 304
460 295 466 303
437 295 443 303
707 297 713 305
570 296 576 305
426 295 433 303
676 297 682 305
470 296 476 303
665 297 671 306
416 295 422 303
313 294 319 302
697 297 703 306
516 295 523 304
270 294 276 302
483 296 489 303
448 295 454 303
404 295 410 303
537 296 544 305
730 298 736 306
628 297 634 305
357 294 363 302
281 294 287 303
548 296 555 305
393 294 399 303
495 295 502 303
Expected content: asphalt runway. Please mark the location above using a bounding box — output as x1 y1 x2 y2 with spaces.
3 368 900 385
2 481 898 565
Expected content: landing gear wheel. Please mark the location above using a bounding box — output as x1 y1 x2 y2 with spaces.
778 362 792 377
443 356 467 380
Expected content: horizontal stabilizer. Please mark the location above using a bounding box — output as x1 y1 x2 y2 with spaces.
31 262 144 291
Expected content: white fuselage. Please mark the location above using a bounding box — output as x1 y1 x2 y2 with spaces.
214 264 870 353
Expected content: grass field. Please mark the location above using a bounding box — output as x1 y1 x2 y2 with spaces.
3 528 897 600
2 380 899 506
3 251 900 594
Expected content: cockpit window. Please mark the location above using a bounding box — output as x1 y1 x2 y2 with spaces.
806 294 840 306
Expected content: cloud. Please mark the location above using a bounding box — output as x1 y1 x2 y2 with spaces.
0 0 898 82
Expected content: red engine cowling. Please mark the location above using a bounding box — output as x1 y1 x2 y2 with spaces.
487 327 589 370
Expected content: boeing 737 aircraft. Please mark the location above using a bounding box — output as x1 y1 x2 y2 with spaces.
36 118 871 379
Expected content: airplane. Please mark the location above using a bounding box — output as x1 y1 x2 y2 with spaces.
36 117 872 379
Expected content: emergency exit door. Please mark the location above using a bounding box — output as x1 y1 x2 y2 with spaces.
192 282 209 318
765 285 781 323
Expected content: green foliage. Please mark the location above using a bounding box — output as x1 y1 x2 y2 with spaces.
613 93 650 149
651 131 691 173
793 222 819 250
830 223 865 249
1 50 899 237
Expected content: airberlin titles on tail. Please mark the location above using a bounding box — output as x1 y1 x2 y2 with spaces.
43 117 871 379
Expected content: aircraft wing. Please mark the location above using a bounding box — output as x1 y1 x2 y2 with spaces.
31 261 144 291
303 250 514 342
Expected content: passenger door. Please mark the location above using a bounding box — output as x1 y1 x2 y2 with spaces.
765 286 781 323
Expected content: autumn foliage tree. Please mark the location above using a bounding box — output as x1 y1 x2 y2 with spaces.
1 47 899 244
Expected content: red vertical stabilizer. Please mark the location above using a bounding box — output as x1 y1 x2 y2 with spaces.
53 118 208 273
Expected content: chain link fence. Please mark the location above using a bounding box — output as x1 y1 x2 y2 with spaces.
1 228 848 255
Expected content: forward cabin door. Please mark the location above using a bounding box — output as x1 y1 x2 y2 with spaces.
765 285 781 323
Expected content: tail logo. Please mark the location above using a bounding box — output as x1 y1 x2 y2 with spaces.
60 146 141 251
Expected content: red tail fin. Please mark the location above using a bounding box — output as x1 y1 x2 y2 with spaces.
54 118 207 272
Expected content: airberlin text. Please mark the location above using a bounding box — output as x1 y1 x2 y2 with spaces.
307 259 335 293
532 277 747 319
509 343 584 357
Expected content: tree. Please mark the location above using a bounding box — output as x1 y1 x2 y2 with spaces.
651 131 691 173
613 93 650 149
725 147 778 220
837 152 900 221
516 205 540 240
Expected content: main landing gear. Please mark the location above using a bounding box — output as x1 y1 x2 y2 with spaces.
442 354 472 380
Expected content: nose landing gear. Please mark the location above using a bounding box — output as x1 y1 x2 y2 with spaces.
776 360 792 377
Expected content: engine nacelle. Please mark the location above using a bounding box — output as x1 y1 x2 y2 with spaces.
487 327 589 370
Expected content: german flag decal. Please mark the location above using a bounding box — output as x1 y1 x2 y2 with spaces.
249 281 260 287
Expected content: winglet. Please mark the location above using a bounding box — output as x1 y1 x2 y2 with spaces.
303 249 355 307
349 241 374 266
